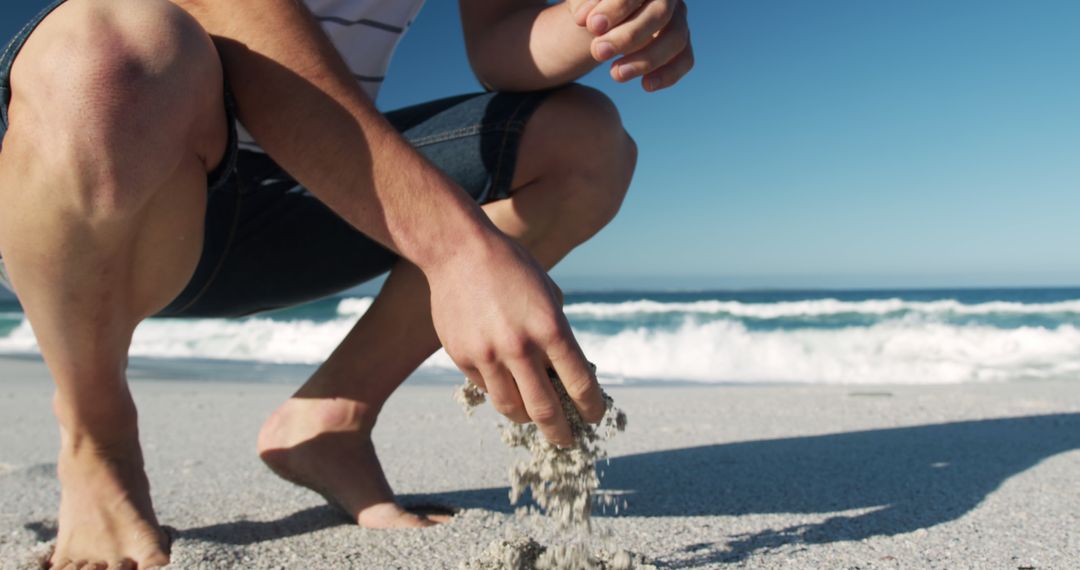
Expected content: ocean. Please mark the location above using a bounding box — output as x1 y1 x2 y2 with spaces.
1 287 1079 385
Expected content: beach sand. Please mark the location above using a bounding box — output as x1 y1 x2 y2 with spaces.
1 354 1078 568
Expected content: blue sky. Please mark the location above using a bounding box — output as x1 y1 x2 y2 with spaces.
4 0 1079 289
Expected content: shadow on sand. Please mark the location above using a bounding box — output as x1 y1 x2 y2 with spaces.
416 412 1080 566
178 505 350 546
173 413 1079 565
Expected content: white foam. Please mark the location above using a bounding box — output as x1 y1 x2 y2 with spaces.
1 297 1079 384
0 316 357 365
336 297 374 317
562 298 1080 319
567 318 1080 384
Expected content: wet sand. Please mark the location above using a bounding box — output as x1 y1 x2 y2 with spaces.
1 355 1078 568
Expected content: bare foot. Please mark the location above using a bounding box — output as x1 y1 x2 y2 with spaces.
49 434 170 569
257 397 451 529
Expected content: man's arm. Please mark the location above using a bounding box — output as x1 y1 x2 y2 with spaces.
174 0 605 444
180 0 481 265
459 1 597 92
460 0 693 93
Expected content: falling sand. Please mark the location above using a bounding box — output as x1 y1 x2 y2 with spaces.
454 367 655 570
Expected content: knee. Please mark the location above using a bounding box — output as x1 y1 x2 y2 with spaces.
529 85 637 238
13 0 221 131
9 0 223 216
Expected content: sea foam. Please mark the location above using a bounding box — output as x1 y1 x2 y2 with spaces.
563 298 1080 319
1 296 1078 385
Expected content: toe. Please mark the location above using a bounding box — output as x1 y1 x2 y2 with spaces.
422 512 454 524
138 551 170 569
357 502 438 529
396 513 438 529
406 504 456 525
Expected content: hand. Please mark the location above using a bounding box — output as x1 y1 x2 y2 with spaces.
567 0 694 92
426 232 604 446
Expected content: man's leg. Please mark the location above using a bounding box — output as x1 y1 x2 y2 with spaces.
257 85 637 528
0 0 228 566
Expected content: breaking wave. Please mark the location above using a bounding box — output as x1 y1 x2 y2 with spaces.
562 298 1080 319
1 295 1079 384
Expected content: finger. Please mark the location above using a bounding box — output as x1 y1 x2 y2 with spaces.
585 0 649 35
552 282 565 306
569 0 599 27
478 363 530 423
642 40 694 92
446 347 487 391
458 362 487 392
508 357 573 447
547 338 606 424
591 0 678 61
609 5 689 83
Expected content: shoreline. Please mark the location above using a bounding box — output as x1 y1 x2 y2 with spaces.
2 357 1078 568
5 354 1075 389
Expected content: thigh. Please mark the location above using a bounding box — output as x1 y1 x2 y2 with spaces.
157 89 556 318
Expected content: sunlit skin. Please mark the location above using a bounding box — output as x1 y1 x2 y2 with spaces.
0 0 692 567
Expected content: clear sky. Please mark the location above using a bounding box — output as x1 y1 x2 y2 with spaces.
4 0 1078 289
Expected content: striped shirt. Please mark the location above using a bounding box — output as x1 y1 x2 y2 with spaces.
0 257 9 293
237 0 427 153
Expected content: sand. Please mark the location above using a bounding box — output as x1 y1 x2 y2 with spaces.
454 370 628 529
1 354 1079 568
454 370 647 569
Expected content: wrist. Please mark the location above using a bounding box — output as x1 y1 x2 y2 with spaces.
409 197 504 277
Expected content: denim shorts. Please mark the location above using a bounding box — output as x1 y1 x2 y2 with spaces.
0 1 554 317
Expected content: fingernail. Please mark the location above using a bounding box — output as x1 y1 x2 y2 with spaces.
588 14 610 34
595 42 616 61
646 76 661 91
618 64 638 81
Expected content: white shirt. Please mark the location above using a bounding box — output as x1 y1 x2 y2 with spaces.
236 0 427 153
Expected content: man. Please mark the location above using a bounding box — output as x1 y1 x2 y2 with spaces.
0 0 692 566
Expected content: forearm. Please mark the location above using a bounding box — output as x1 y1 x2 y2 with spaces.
176 0 496 269
461 2 599 92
